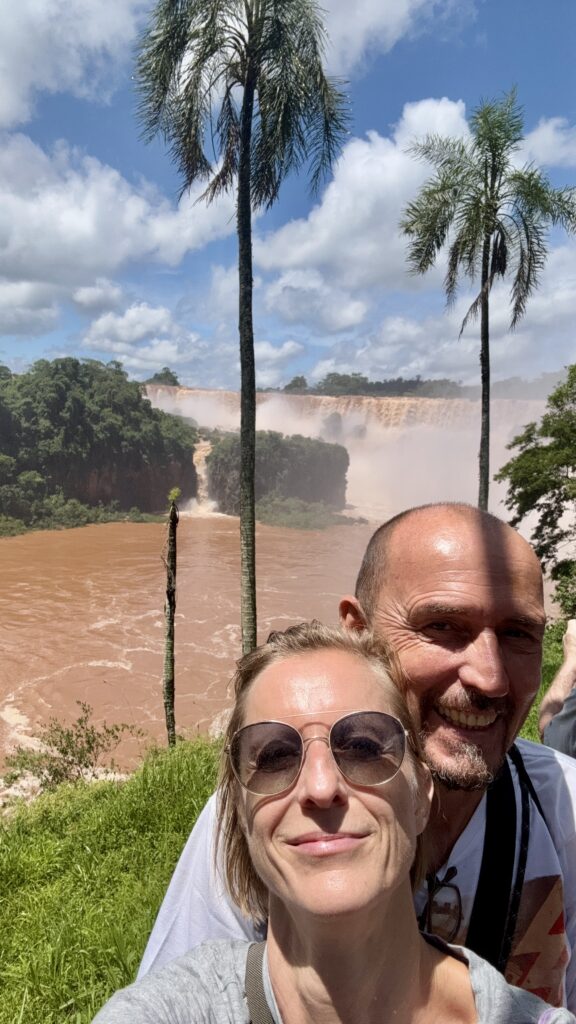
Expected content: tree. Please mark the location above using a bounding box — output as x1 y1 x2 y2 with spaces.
136 0 348 653
146 367 181 386
496 367 576 614
162 487 181 746
401 89 576 509
283 375 308 393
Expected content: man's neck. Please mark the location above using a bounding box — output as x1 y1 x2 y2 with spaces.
425 785 485 875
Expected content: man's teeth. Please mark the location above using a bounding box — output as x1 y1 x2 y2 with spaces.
438 707 498 728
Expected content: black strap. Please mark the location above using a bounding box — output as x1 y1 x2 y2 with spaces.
508 743 548 828
245 942 275 1024
465 757 517 967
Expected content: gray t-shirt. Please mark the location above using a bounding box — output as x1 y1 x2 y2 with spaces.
93 939 575 1023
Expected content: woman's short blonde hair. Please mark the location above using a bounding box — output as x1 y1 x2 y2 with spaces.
216 620 429 922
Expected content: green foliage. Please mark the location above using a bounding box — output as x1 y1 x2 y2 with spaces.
496 365 576 611
521 621 567 743
4 703 143 792
0 358 198 529
255 493 360 529
207 431 349 516
0 739 219 1024
283 375 309 393
145 367 180 386
401 88 576 508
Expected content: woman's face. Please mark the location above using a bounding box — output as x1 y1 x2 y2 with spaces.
239 649 431 922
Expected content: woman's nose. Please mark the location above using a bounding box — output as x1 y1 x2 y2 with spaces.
297 736 348 807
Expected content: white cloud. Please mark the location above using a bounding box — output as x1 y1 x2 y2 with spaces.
256 98 469 291
254 339 305 389
72 278 125 313
0 279 59 335
323 0 476 74
0 0 148 128
0 134 236 288
264 270 367 331
308 240 576 385
523 117 576 168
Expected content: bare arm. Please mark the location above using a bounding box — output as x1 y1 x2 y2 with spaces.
539 620 576 737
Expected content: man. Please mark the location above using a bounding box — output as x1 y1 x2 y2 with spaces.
139 504 576 1009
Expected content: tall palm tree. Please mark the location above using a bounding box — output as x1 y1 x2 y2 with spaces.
136 0 348 652
401 89 576 509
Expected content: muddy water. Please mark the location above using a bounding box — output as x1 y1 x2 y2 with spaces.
0 517 374 763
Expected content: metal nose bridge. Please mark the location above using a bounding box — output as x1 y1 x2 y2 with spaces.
300 732 334 764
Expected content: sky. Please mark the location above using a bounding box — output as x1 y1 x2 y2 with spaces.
1 0 576 391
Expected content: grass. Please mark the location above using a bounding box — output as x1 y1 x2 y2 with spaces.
0 740 219 1024
0 623 567 1022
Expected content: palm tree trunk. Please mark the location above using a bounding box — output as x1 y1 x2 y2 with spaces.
163 499 178 746
237 71 257 654
478 236 491 510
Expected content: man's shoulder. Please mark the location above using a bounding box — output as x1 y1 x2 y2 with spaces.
514 738 576 782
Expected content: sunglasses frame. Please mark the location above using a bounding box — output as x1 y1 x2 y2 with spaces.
228 710 408 797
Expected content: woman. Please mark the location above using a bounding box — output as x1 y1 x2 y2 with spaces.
94 622 573 1023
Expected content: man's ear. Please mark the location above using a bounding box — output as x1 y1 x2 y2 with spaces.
413 763 434 836
339 595 368 631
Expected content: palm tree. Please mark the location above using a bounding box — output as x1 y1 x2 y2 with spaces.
136 1 348 652
401 89 576 509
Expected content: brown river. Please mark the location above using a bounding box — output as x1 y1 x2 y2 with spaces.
0 516 375 766
0 391 554 770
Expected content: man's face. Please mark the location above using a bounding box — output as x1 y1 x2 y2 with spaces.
341 512 546 790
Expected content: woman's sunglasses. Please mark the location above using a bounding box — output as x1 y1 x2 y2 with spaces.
228 710 407 796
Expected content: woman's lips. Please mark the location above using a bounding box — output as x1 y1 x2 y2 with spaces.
286 832 368 856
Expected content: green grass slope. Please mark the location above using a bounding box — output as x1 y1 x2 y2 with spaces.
0 740 219 1024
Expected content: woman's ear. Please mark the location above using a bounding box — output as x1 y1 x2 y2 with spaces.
413 762 434 836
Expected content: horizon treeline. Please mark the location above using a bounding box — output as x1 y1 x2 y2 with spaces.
275 370 565 400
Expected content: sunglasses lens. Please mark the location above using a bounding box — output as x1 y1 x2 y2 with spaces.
331 711 406 787
231 722 303 795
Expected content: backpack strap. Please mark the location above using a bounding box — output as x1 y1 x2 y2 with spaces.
245 942 275 1024
465 757 517 968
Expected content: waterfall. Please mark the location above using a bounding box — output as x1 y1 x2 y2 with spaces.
185 438 219 516
147 386 547 521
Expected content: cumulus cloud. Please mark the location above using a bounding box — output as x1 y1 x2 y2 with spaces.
308 239 576 385
0 134 236 288
523 117 576 168
264 270 367 331
255 98 469 291
0 0 148 129
72 278 125 313
323 0 476 74
0 279 59 335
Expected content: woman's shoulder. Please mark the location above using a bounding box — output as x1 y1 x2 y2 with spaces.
92 940 252 1024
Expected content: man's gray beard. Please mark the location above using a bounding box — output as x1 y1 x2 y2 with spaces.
422 736 499 792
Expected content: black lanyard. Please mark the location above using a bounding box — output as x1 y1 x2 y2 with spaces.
465 744 534 973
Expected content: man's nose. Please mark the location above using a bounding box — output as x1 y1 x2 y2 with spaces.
297 736 348 807
458 629 509 697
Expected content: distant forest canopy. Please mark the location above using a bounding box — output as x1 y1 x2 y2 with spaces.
207 431 349 517
0 358 198 536
275 370 565 401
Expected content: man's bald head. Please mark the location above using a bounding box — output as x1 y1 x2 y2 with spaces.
354 503 543 624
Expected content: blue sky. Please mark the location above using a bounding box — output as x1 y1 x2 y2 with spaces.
1 0 576 389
